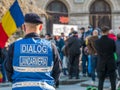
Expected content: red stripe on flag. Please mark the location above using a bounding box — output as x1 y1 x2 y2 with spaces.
0 23 9 48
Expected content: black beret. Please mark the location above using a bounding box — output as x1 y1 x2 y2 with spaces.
25 13 43 24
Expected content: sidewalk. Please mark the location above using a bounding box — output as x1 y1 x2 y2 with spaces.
59 75 114 90
80 79 110 90
59 75 90 85
0 82 11 88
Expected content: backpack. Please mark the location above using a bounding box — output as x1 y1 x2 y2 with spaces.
84 47 89 55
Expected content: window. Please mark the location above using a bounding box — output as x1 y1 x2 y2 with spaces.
90 0 111 14
89 0 111 28
46 1 68 34
47 1 68 13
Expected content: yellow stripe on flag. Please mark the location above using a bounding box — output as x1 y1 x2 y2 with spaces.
1 11 17 37
0 71 3 78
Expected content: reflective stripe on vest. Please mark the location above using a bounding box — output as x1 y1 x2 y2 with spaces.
13 66 53 72
12 81 55 90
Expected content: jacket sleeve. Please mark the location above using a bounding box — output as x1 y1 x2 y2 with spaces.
51 43 62 82
5 44 14 82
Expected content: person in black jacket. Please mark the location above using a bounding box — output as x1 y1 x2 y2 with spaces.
95 26 116 90
66 31 82 79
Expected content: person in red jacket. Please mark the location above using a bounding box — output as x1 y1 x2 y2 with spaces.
108 29 117 41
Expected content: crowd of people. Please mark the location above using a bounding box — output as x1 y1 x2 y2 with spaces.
0 13 120 90
43 25 120 90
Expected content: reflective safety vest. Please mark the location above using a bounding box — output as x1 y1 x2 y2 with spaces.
12 38 55 90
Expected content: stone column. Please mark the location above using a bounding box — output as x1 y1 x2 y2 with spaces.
69 14 89 30
112 13 120 33
41 16 46 35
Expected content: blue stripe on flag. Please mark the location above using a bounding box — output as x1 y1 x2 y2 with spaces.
9 0 24 27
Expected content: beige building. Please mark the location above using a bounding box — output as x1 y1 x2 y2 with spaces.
35 0 120 34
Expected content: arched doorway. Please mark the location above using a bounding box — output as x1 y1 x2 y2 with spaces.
89 0 111 29
46 1 68 34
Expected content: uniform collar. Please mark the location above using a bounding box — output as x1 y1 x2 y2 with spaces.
24 33 40 39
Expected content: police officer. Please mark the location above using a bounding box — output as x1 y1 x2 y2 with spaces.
5 13 62 90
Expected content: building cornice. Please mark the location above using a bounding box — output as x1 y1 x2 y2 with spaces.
69 12 120 16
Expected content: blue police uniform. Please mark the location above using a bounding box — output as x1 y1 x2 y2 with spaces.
5 13 61 90
12 38 55 90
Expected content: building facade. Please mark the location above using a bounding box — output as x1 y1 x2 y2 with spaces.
36 0 120 34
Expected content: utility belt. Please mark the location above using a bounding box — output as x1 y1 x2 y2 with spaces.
12 81 55 90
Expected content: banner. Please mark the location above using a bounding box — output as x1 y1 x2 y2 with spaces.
53 24 78 36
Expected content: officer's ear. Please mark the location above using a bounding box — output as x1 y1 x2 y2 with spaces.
22 24 26 32
39 24 43 31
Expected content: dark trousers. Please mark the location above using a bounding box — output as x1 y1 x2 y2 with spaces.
1 61 8 82
98 71 116 90
68 54 80 78
118 64 120 78
82 53 88 75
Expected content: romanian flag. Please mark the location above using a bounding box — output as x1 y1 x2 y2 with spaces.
0 0 24 48
0 71 3 83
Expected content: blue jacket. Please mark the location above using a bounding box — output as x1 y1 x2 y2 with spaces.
5 33 62 90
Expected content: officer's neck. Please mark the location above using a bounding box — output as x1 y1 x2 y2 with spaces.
25 29 40 35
